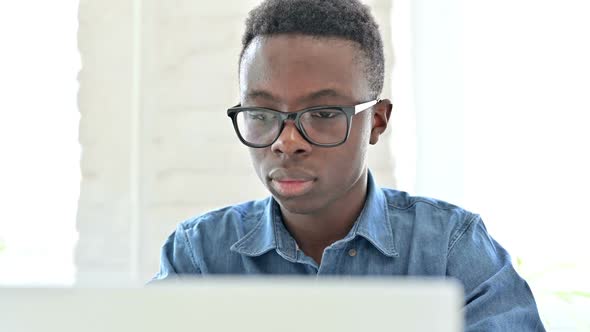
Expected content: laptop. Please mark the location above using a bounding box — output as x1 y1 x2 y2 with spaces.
0 278 463 332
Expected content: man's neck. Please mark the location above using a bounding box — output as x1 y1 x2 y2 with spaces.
279 171 369 265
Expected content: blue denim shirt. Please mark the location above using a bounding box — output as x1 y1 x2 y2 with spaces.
153 171 545 331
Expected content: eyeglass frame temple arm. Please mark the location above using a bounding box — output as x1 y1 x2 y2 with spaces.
353 99 380 114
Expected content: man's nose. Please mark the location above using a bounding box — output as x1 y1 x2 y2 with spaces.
270 120 312 157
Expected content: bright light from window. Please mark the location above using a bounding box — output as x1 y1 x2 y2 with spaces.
462 1 590 329
0 1 80 286
463 0 590 276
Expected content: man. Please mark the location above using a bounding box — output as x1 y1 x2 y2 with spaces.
153 0 545 330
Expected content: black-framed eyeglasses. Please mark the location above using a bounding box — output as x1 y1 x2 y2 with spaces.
226 100 380 148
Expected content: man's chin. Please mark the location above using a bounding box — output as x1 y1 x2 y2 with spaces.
273 196 321 216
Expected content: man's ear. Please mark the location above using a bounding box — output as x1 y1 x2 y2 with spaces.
369 99 392 145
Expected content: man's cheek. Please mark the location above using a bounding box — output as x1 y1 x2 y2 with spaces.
248 150 265 176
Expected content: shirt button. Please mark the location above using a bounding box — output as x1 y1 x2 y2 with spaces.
348 249 357 257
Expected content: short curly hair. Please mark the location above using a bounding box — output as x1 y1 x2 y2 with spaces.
240 0 385 99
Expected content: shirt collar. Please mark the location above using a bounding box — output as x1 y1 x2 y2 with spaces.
354 171 399 257
230 170 399 259
230 198 300 262
229 197 278 257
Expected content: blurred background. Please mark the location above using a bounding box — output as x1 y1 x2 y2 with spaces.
0 0 588 330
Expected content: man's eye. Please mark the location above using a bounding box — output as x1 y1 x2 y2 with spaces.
249 112 269 121
312 111 340 119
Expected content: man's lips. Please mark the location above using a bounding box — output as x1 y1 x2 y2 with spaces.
268 169 316 198
270 179 315 197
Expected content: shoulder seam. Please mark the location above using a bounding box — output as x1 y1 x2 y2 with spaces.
447 213 479 257
179 223 202 273
184 203 251 226
386 198 457 211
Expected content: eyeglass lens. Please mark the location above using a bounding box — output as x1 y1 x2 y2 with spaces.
235 108 348 146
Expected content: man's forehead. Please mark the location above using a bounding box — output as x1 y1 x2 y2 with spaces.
245 88 357 107
239 35 370 105
240 34 363 67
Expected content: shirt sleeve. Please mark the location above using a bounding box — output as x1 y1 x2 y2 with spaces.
446 215 545 331
150 223 202 282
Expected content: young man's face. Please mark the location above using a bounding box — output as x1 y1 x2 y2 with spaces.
239 35 389 215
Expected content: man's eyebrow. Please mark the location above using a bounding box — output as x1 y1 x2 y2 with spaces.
245 90 280 103
245 89 351 104
299 89 348 104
